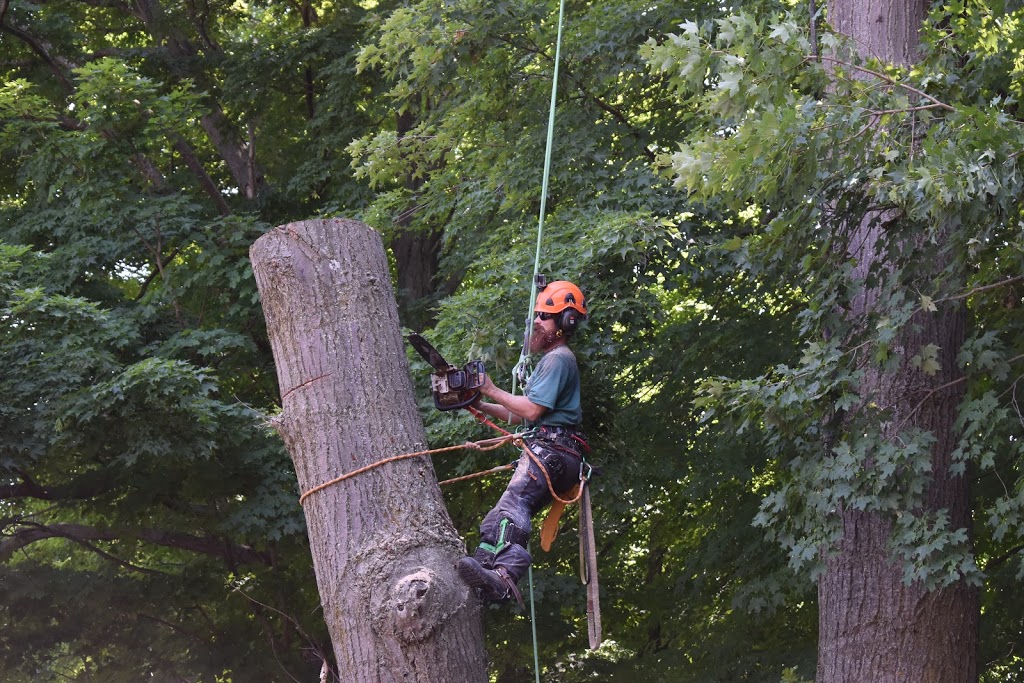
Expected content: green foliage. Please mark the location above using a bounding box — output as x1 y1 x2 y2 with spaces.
645 0 1024 675
0 245 318 677
353 0 820 678
0 0 377 678
4 0 1023 679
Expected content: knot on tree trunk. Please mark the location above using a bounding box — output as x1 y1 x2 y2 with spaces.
386 567 442 643
364 533 474 645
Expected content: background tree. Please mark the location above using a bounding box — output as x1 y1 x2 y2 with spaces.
814 0 977 678
0 0 377 678
645 0 1024 680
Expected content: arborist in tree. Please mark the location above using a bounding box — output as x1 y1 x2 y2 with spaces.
456 279 591 606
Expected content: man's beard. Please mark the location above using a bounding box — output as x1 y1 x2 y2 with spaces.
527 326 558 354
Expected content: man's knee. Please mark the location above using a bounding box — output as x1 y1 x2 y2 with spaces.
479 512 530 552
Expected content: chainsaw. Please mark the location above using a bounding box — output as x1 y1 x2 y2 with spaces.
407 333 486 411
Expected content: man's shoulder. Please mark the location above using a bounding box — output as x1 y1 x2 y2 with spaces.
543 344 576 362
538 344 577 372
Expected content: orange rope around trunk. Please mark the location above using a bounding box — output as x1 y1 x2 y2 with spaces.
297 408 586 507
298 434 517 506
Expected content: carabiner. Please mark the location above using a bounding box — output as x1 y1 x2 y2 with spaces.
579 460 593 482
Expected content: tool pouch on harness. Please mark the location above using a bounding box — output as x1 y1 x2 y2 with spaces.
529 426 590 493
528 426 592 552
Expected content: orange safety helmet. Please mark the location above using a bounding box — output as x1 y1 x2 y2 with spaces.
534 280 588 334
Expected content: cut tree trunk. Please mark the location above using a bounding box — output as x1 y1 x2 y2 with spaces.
250 218 486 682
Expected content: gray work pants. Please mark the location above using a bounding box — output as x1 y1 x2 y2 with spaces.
471 438 581 583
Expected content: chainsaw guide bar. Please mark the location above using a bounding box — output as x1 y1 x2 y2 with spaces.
407 334 486 411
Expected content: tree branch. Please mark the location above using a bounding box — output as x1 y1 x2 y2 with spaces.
2 521 165 574
897 354 1024 433
200 107 263 200
0 469 115 502
986 543 1024 572
133 152 172 193
491 29 657 162
0 469 48 500
935 275 1024 304
172 137 232 216
571 84 658 163
0 521 272 567
0 9 76 93
45 0 132 8
137 611 209 643
809 55 956 112
897 375 967 432
134 244 183 301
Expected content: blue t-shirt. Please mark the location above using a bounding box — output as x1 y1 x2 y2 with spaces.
525 346 582 427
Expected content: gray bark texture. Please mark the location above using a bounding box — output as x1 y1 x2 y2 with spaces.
250 218 486 682
817 1 979 680
817 290 977 682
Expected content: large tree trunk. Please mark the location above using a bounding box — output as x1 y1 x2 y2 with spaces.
817 0 979 680
249 218 486 682
817 289 977 681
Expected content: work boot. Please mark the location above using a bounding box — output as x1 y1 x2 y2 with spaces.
456 557 524 608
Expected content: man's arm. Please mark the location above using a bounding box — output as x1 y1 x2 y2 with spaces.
477 375 547 424
474 400 524 425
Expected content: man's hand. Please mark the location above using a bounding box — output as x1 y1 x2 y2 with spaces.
478 374 546 423
480 373 498 396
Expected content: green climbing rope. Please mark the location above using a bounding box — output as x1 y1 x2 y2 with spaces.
515 0 568 406
514 0 569 680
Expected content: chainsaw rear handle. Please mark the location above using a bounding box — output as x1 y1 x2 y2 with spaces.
434 389 482 411
431 360 486 411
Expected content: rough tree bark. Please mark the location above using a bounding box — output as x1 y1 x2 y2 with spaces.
817 0 979 680
250 218 487 682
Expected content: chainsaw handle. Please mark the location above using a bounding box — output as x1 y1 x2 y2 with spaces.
434 390 482 412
